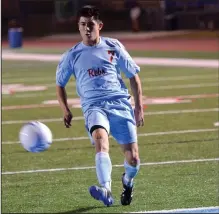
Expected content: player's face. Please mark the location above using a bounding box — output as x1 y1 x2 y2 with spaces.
78 16 103 45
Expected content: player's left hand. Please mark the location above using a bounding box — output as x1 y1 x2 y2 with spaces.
63 109 73 128
134 106 144 127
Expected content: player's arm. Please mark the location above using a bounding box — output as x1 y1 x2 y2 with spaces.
116 39 144 127
56 85 72 128
129 74 144 127
56 52 73 128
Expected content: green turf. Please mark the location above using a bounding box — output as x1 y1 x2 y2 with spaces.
2 162 218 213
2 55 219 213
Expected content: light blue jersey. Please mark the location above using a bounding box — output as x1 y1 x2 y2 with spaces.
56 37 140 113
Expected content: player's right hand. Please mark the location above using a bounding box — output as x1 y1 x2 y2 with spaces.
134 106 144 127
63 109 73 128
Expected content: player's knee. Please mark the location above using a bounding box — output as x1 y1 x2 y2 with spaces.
92 128 107 141
92 128 109 153
130 156 140 166
123 143 140 166
127 154 139 166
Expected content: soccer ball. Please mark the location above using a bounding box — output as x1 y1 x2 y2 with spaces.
19 121 52 153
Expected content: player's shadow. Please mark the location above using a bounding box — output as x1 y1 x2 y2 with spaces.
59 204 120 213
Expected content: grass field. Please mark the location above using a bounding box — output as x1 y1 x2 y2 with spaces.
1 48 219 213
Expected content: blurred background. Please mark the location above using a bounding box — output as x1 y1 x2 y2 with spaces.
2 0 219 38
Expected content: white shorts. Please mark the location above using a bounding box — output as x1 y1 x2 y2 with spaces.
84 98 137 145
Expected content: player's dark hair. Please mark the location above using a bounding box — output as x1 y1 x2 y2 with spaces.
78 5 102 22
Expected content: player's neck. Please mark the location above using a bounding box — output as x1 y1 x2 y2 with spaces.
83 36 101 46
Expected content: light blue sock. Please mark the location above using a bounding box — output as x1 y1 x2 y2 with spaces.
124 160 140 187
95 152 112 191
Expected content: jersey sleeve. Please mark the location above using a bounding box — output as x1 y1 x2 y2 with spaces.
116 40 140 78
56 51 74 87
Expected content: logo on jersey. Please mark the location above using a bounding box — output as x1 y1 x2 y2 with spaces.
88 68 106 77
108 50 115 63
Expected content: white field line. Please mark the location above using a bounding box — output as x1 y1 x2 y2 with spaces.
2 53 218 68
2 108 219 125
2 83 219 99
143 83 219 90
2 92 73 98
2 74 218 84
134 57 219 68
2 77 56 83
128 206 219 213
124 74 218 83
2 158 219 175
2 128 218 145
2 116 83 125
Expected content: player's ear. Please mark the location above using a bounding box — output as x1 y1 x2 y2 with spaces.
99 22 103 30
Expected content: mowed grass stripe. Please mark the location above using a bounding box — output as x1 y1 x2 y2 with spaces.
2 128 218 145
3 69 218 84
2 83 219 99
2 108 219 125
2 158 219 175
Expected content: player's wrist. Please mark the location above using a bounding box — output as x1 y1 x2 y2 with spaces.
134 104 143 110
62 106 71 114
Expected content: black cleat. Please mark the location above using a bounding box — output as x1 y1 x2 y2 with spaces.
120 173 134 206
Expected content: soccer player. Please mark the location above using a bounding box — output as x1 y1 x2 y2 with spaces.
56 5 144 207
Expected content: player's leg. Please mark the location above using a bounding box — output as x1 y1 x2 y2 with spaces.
92 126 112 192
120 142 140 206
109 98 140 205
84 109 114 206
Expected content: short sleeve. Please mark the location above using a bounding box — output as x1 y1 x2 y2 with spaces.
116 40 140 78
56 52 74 87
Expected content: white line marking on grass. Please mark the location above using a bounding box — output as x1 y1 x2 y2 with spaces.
137 128 218 137
176 94 219 99
2 104 58 110
144 83 219 90
134 57 219 68
2 108 219 125
1 116 82 125
128 206 219 213
141 74 218 82
2 53 61 62
2 128 218 145
2 77 56 83
2 158 219 175
145 108 219 115
2 53 218 68
2 92 69 98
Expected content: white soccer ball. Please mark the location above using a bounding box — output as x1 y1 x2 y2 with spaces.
19 121 52 153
